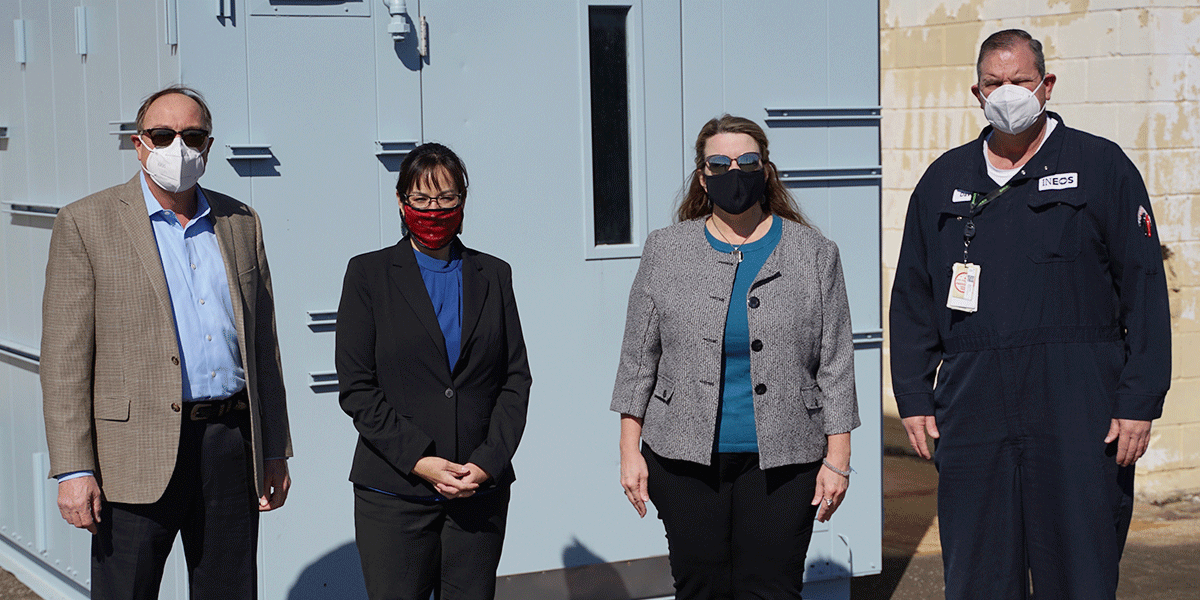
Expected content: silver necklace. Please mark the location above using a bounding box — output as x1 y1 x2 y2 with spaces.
711 218 748 263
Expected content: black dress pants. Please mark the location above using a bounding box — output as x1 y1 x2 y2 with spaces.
91 410 258 600
643 445 820 600
354 485 510 600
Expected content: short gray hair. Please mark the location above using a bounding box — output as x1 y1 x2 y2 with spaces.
135 85 213 132
976 29 1045 81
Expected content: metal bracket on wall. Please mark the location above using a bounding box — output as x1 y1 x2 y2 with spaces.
306 310 337 332
1 202 60 219
778 166 882 185
375 140 418 156
75 6 88 56
0 338 40 368
309 371 338 393
108 120 137 136
0 126 8 139
764 107 882 126
14 20 27 65
165 0 178 45
225 144 273 161
419 15 428 57
852 329 883 351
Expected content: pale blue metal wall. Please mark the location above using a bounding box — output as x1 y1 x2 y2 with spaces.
0 2 881 598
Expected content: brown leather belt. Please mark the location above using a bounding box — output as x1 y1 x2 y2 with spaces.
186 390 248 421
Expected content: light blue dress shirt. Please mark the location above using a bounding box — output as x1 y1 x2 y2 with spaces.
140 176 245 402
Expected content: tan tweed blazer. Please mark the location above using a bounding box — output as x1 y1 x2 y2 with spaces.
41 175 292 504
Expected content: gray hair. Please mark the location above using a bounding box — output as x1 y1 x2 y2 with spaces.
976 29 1045 81
135 85 213 132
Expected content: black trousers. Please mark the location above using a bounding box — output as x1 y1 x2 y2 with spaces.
643 445 820 600
354 485 510 600
91 410 258 600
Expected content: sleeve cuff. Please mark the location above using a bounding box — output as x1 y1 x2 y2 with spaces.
55 470 94 483
895 392 935 418
1114 393 1165 421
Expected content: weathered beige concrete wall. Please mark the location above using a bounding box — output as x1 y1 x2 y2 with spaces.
880 0 1200 499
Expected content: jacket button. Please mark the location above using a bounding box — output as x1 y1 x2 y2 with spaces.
171 356 180 366
754 383 767 395
444 388 454 398
751 340 763 352
748 297 760 309
171 403 181 412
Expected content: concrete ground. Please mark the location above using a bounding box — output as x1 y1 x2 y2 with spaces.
852 417 1200 599
3 417 1196 599
0 568 39 600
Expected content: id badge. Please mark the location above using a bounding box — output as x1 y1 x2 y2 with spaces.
947 262 981 312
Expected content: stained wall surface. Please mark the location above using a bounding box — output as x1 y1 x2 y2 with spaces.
880 0 1200 499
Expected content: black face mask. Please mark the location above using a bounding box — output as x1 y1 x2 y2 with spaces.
705 169 766 215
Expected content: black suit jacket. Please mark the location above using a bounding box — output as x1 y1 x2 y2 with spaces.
335 238 532 496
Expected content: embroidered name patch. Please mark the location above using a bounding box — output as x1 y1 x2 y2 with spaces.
1038 173 1078 191
952 189 972 203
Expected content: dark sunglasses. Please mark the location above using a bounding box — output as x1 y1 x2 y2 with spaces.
704 152 763 175
140 128 211 150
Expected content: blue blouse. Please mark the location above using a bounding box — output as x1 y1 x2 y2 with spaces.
705 215 782 453
412 243 463 370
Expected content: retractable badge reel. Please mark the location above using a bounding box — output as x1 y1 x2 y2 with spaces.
947 218 980 313
946 185 1008 313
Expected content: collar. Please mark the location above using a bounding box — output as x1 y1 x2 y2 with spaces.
967 112 1068 191
140 173 210 223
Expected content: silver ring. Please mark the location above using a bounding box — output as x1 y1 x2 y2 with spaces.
824 497 833 506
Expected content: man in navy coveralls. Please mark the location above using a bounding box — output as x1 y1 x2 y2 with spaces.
889 29 1171 599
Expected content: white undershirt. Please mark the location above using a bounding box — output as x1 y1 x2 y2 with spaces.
984 117 1059 185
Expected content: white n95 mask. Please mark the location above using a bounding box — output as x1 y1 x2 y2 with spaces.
141 135 208 192
979 78 1046 135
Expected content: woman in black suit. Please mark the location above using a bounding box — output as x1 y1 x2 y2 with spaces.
335 142 532 600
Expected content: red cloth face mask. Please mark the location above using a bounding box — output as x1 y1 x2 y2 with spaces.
402 203 464 250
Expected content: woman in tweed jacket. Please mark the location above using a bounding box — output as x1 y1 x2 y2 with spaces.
611 115 860 599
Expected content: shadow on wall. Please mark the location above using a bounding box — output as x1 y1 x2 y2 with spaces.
286 541 368 600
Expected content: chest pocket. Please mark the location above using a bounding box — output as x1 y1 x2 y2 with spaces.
1026 192 1086 263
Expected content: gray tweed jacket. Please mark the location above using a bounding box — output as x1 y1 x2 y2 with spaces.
610 217 860 469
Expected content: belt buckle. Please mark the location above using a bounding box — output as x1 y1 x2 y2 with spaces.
189 402 206 421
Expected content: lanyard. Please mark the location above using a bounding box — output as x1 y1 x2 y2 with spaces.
962 184 1012 262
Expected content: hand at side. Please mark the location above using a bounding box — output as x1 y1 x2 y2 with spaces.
58 476 102 534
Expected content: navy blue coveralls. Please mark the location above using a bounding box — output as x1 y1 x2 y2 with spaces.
890 113 1171 599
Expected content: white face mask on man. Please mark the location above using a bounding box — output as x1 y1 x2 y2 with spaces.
978 77 1046 135
140 135 208 193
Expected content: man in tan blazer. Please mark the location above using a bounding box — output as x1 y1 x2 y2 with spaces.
41 85 292 599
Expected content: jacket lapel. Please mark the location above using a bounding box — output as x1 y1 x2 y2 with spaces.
207 191 249 365
115 175 173 317
457 249 490 373
391 239 450 368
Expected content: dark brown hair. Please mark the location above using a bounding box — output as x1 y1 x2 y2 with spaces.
396 142 469 201
135 85 213 132
676 115 808 226
977 29 1045 81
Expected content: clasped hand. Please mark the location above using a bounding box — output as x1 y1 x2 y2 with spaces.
413 457 490 499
